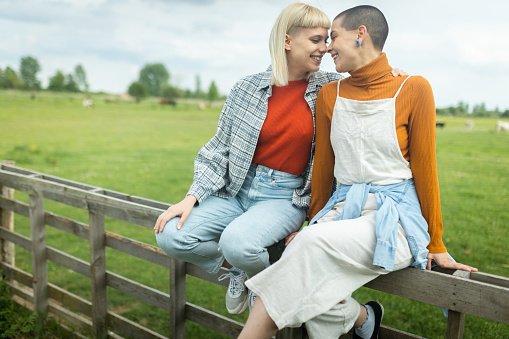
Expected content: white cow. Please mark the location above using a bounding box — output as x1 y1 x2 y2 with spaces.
496 121 509 133
82 99 94 108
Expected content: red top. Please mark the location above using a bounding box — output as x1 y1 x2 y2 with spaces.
252 79 314 175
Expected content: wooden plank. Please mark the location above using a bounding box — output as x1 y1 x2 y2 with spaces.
102 189 170 211
106 271 170 311
1 163 170 210
170 258 186 339
89 211 108 338
276 327 304 339
364 268 509 324
47 246 90 278
0 227 31 251
45 211 90 239
446 310 465 339
0 168 164 228
29 189 48 313
187 263 230 287
186 302 244 338
48 283 93 317
105 231 170 268
0 196 30 217
470 271 509 289
0 165 15 267
48 301 94 334
0 262 33 287
4 278 34 303
107 311 168 339
379 325 427 339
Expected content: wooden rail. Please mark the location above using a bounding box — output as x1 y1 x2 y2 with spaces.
0 162 508 338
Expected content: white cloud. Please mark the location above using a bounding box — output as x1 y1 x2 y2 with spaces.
1 0 509 109
449 24 509 66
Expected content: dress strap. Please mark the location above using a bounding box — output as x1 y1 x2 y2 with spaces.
393 75 412 99
336 80 341 97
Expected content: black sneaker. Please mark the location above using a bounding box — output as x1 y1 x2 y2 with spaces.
352 300 384 339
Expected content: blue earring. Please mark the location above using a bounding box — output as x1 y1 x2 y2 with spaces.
356 40 363 47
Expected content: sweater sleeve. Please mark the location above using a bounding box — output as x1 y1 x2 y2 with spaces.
405 77 447 253
309 83 337 220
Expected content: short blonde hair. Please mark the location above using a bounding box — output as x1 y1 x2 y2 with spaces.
269 3 330 87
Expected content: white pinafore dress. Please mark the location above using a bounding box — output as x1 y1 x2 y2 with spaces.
246 77 419 338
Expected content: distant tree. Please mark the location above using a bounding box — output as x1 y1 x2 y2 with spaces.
195 75 205 99
74 64 88 92
48 70 66 91
64 74 79 92
3 66 22 89
20 56 41 92
208 80 219 102
472 103 487 117
160 84 181 101
457 101 469 116
139 63 169 96
502 110 509 118
0 67 4 89
128 81 148 102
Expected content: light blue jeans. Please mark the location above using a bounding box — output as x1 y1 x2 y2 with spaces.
156 164 307 278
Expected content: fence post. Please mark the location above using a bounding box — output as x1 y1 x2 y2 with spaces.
276 327 304 339
170 258 187 339
29 189 48 313
89 211 108 338
0 160 15 269
446 310 465 339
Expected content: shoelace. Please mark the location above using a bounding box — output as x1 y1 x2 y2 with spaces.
218 271 245 295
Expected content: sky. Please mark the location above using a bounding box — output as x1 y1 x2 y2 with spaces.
1 0 509 111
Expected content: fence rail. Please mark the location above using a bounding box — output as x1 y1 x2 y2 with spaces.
1 162 508 339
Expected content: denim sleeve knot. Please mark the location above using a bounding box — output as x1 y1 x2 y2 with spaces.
309 180 430 271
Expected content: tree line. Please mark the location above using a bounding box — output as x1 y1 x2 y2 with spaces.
127 63 221 103
436 101 509 118
0 56 88 95
2 56 222 103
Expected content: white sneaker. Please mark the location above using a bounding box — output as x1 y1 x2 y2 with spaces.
248 290 257 312
218 268 249 314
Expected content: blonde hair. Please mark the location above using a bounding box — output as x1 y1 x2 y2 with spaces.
269 2 330 87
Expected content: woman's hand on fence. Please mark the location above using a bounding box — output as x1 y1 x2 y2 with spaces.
426 252 478 272
285 232 299 246
154 195 197 233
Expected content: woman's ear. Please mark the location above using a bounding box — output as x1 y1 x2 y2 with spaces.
357 25 367 45
285 33 292 51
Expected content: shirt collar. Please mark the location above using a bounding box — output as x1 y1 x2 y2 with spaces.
260 65 321 94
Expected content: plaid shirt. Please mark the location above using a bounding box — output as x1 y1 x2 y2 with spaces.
188 67 342 209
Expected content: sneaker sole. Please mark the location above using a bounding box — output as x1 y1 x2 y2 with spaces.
227 296 249 315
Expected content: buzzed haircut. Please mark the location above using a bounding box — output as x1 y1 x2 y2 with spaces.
334 5 389 51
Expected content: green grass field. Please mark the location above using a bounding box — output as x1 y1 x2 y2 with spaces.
1 90 508 338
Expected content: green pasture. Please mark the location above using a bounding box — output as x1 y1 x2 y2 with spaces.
0 90 508 338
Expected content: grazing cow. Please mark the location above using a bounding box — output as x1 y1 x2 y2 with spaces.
496 120 509 133
82 99 94 108
159 99 177 106
436 121 445 128
465 120 474 130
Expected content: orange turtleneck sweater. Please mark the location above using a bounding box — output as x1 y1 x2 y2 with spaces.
310 53 447 253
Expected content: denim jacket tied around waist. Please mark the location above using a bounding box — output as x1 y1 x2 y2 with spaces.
309 179 430 271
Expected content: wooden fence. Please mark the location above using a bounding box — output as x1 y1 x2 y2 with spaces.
0 162 508 339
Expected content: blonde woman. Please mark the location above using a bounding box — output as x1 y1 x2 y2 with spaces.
154 3 339 314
